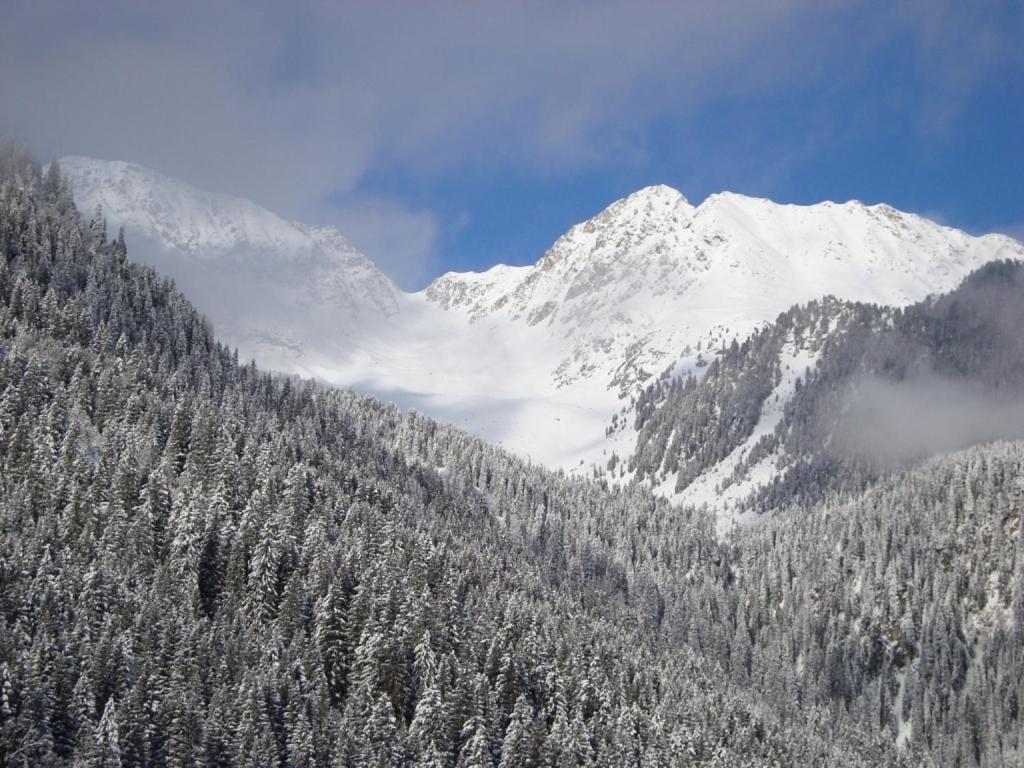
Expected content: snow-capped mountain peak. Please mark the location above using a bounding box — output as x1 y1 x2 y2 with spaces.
423 183 699 323
423 181 1022 414
61 156 1024 492
536 183 694 270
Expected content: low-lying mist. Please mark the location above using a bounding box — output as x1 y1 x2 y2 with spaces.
831 373 1024 467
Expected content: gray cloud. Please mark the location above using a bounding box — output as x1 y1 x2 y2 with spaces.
832 375 1024 467
332 199 440 291
3 1 1019 284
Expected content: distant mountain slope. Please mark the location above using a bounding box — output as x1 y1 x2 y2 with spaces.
59 156 403 367
624 260 1024 528
61 156 1024 507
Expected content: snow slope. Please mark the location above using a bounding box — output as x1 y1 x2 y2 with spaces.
61 156 1024 492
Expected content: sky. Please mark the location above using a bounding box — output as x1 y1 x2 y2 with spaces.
2 1 1022 290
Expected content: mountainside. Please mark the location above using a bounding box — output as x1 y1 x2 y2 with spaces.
731 440 1024 765
624 260 1024 531
2 143 921 768
4 148 1021 766
60 156 1024 504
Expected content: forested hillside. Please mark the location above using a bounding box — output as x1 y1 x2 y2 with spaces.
731 443 1024 764
746 260 1024 512
0 151 907 765
1 146 1019 767
628 261 1024 517
626 297 884 491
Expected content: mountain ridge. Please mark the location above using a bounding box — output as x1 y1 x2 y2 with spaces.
59 155 1024 506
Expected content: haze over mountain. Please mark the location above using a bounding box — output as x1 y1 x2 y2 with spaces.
59 157 402 353
61 156 1024 486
